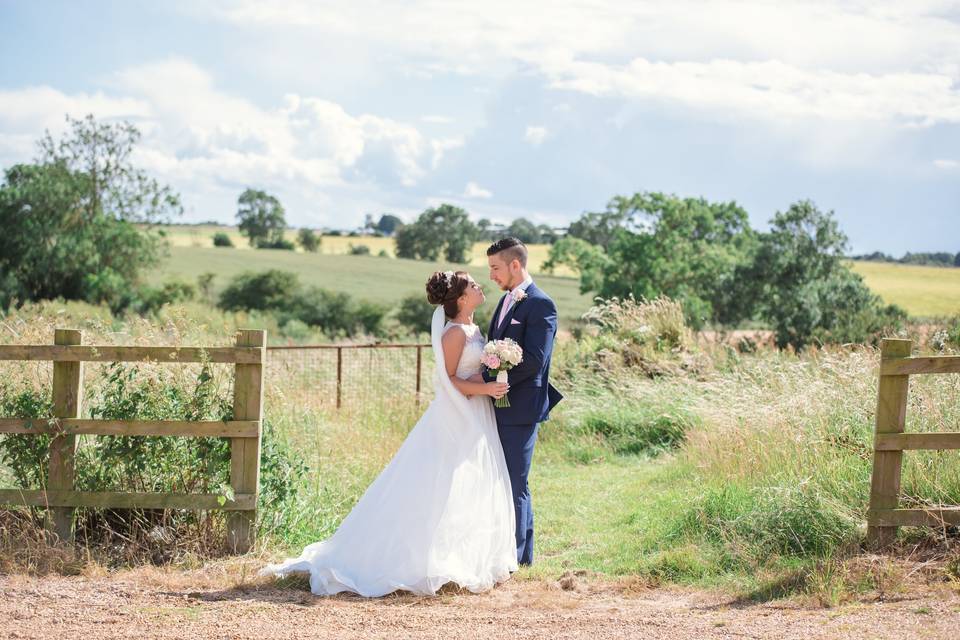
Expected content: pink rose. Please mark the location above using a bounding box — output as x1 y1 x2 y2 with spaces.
487 355 501 369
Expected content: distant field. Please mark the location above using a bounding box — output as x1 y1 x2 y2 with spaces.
152 226 959 319
848 261 960 317
151 246 595 327
155 224 567 274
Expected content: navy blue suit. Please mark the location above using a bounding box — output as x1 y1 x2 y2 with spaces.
484 281 563 565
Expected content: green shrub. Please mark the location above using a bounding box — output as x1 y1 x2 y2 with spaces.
296 228 320 253
280 318 312 341
136 280 196 315
218 270 301 312
256 237 296 250
287 287 387 337
212 232 233 247
218 270 386 338
348 243 371 256
0 388 53 488
395 295 434 335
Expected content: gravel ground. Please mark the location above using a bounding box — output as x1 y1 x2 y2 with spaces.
2 569 959 640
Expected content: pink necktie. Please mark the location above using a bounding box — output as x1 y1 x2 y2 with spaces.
497 294 513 328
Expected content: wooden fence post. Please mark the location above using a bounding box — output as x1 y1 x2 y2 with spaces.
227 329 266 553
47 329 83 543
415 346 423 408
336 346 343 409
866 338 913 549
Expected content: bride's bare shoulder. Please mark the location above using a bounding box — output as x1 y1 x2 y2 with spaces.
441 323 468 345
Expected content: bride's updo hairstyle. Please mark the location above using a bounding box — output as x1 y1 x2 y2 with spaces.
426 270 469 319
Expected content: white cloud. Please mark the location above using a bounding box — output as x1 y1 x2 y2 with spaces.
0 57 464 226
193 1 960 127
0 86 151 166
421 115 455 124
463 181 493 199
524 125 548 146
934 159 960 170
430 136 465 169
544 57 960 126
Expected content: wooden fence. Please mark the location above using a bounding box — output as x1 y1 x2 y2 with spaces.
0 328 266 553
867 338 960 547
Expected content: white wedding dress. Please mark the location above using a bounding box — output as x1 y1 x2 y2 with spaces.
259 307 517 596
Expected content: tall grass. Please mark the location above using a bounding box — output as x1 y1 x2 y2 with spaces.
2 297 960 601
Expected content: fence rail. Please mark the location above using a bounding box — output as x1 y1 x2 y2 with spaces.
0 328 266 552
866 339 960 547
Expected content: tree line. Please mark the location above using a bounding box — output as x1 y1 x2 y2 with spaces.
542 193 908 350
850 251 960 268
0 114 936 350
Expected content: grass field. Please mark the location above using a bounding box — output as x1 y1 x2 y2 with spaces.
151 246 595 327
848 261 960 317
154 225 959 319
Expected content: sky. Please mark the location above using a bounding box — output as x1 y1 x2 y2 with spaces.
0 0 958 254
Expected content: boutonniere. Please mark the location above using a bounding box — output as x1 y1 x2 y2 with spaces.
511 289 528 304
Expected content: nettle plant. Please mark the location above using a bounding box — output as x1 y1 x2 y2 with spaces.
0 362 306 559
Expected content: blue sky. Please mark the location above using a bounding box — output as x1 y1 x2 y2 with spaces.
1 1 957 254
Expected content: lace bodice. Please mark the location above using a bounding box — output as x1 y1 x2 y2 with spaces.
444 322 485 379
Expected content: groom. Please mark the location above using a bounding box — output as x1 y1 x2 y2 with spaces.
484 237 563 566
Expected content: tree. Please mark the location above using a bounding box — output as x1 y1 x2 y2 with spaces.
746 200 904 350
537 224 558 244
236 189 286 247
541 237 608 293
297 228 321 252
566 204 630 250
580 192 757 327
477 218 493 241
37 114 181 224
394 204 478 263
955 252 960 267
0 115 180 312
506 217 542 244
375 214 404 236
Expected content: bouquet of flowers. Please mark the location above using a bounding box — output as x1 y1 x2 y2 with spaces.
480 338 523 408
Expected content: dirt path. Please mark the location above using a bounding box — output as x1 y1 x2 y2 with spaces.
2 569 959 639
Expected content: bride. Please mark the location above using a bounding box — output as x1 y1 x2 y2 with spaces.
259 270 518 596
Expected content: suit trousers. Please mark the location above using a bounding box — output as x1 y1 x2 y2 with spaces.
497 421 539 566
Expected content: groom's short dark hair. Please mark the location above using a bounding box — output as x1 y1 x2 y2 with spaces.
487 237 528 268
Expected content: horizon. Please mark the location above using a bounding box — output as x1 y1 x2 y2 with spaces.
1 1 958 254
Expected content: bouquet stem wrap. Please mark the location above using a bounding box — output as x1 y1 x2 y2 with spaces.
495 370 510 408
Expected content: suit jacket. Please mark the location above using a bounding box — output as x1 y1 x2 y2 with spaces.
483 282 563 425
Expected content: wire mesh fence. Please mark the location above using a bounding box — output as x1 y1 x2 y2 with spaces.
265 344 436 412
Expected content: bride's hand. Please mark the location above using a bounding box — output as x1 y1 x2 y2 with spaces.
485 381 509 399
